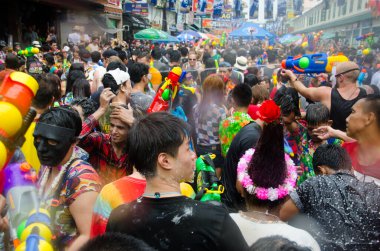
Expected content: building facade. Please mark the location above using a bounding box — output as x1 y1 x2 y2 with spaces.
287 0 378 46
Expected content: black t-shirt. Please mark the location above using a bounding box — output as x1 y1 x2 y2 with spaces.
106 196 248 251
221 122 262 212
290 172 380 250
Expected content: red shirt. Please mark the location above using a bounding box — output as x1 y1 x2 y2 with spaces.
342 141 380 180
79 115 128 185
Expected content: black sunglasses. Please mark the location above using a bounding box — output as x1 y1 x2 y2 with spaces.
334 68 359 78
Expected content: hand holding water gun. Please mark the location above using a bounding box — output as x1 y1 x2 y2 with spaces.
358 68 366 86
147 67 185 113
281 53 348 74
284 139 294 158
0 72 39 170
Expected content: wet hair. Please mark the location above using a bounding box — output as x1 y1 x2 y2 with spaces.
179 47 188 57
205 57 215 69
46 73 62 102
91 51 101 63
5 53 19 70
313 144 352 174
44 54 55 66
244 74 259 87
71 98 97 118
274 86 300 117
117 50 128 62
202 52 211 63
106 61 127 72
151 48 162 60
32 74 59 109
246 66 259 76
129 62 149 83
79 233 155 251
66 70 86 94
72 79 91 98
249 236 311 251
126 112 190 179
252 85 269 105
223 51 237 66
362 95 380 127
39 106 82 137
169 50 181 63
231 84 252 107
306 103 330 126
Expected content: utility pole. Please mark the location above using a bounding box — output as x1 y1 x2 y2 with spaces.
162 0 167 31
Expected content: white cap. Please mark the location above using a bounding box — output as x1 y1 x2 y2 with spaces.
62 46 70 52
107 68 130 85
32 41 41 48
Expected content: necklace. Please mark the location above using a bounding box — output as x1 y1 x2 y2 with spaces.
239 210 283 224
38 152 76 203
143 192 182 199
345 87 358 100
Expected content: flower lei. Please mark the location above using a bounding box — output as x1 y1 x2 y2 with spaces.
237 148 297 201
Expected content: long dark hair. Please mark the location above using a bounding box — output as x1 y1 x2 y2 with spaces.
248 122 286 188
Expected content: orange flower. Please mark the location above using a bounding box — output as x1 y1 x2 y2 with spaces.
222 120 230 127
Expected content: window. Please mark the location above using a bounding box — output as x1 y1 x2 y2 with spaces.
357 0 361 10
350 0 354 13
321 9 326 21
342 2 347 15
309 16 313 26
332 2 336 18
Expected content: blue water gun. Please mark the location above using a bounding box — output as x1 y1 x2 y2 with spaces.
357 68 366 86
284 139 294 157
281 53 348 74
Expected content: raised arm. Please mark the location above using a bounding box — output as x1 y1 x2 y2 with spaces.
281 69 332 109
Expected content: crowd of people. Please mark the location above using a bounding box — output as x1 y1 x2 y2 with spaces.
0 27 379 251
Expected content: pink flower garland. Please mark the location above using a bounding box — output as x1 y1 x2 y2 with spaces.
237 148 297 201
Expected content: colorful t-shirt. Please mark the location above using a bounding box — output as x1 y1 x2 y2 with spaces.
38 158 100 248
286 123 343 185
90 176 146 237
219 112 253 157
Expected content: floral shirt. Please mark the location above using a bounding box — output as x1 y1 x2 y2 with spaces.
219 112 253 157
285 123 343 185
38 156 101 248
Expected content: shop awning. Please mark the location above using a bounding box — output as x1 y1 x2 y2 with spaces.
123 13 150 30
91 15 124 34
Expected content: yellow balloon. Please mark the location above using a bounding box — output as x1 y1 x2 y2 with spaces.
0 142 7 170
301 42 308 48
180 182 196 199
31 48 39 54
0 102 23 137
21 223 52 242
363 48 371 55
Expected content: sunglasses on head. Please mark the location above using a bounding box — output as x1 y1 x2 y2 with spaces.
334 68 359 78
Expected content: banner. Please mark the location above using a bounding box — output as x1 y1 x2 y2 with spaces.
293 0 303 16
249 0 259 19
180 0 191 13
213 0 223 18
265 0 273 19
233 0 242 19
193 0 214 16
277 0 287 17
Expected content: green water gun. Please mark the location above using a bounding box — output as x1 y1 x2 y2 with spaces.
195 154 224 203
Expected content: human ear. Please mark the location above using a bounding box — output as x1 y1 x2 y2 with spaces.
366 112 376 126
157 153 172 171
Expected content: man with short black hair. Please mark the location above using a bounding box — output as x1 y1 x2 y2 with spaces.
280 144 380 250
106 112 248 251
219 84 253 157
130 62 154 112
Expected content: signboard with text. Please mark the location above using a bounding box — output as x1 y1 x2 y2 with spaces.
123 2 149 16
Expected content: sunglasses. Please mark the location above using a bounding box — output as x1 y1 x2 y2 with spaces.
189 58 197 61
334 68 359 78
